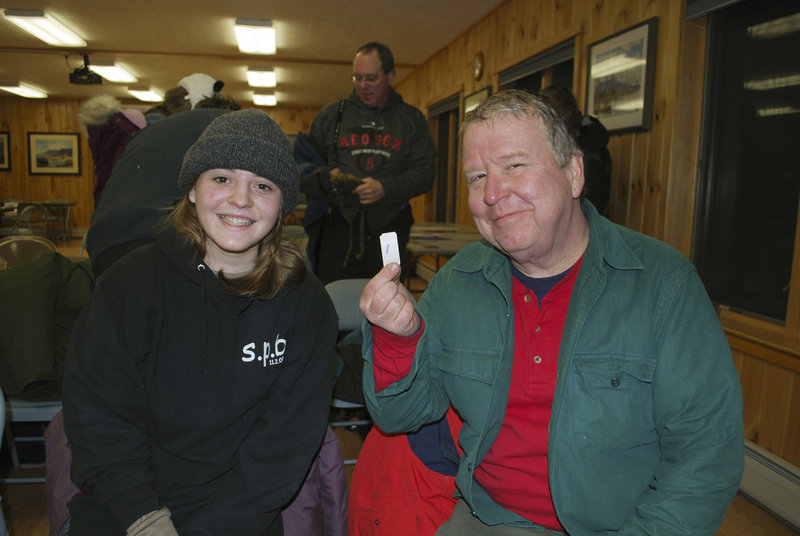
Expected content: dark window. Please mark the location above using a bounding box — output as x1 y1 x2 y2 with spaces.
694 0 800 322
498 39 574 93
428 95 460 223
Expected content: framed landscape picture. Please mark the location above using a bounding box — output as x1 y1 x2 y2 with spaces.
0 131 9 171
27 132 81 175
586 17 658 134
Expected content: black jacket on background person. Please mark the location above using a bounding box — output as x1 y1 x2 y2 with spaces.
63 226 338 535
577 114 612 216
305 88 436 235
85 108 229 276
301 88 436 282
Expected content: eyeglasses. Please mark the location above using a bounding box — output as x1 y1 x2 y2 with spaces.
351 73 384 84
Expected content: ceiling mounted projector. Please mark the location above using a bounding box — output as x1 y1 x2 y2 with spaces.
69 54 102 85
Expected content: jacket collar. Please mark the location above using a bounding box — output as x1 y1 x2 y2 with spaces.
346 86 403 111
448 199 644 282
581 198 644 272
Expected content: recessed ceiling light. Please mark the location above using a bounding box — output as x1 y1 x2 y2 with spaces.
88 61 137 83
235 19 276 55
247 67 277 88
3 9 86 47
253 92 277 106
0 82 48 98
128 86 163 102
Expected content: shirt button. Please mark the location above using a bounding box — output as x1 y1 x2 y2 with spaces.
535 325 541 332
611 376 620 387
374 519 380 526
524 294 532 303
533 355 542 364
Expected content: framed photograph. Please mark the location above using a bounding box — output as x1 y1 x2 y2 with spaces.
586 17 658 134
464 86 492 115
27 132 81 175
0 132 9 171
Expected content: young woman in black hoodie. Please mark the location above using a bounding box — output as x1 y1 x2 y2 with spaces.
63 109 339 536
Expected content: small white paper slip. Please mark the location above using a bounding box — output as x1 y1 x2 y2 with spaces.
380 232 401 266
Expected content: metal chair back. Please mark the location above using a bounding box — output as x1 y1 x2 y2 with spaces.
0 235 57 269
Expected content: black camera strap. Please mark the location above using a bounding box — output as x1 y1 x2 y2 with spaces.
330 99 346 167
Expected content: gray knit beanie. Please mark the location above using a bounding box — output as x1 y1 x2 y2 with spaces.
178 109 299 217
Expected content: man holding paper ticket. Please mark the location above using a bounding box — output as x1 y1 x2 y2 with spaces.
301 42 436 283
359 90 744 535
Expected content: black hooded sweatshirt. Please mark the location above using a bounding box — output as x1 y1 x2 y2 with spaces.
305 87 436 234
63 226 338 535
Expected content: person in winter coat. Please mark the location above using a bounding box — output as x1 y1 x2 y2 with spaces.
301 42 436 283
77 95 146 207
63 109 339 536
293 131 329 273
540 85 612 217
359 90 744 535
86 96 240 278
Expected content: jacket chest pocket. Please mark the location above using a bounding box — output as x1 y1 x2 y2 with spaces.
567 355 658 449
439 346 501 385
439 347 501 428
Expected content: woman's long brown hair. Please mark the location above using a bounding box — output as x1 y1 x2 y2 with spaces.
167 196 306 300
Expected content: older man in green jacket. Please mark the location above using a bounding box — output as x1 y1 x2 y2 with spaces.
359 89 743 535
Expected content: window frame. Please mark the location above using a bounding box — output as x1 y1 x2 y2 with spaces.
692 0 800 342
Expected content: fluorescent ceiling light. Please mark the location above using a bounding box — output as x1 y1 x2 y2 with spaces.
0 82 48 98
235 19 276 54
247 67 277 88
89 61 138 83
3 9 86 47
253 92 277 106
128 86 163 102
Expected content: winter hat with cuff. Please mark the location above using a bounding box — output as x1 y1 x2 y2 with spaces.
178 109 299 217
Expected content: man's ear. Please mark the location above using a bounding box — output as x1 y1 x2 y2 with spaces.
566 153 585 199
386 69 396 85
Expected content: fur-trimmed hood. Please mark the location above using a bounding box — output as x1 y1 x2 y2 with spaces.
78 94 121 130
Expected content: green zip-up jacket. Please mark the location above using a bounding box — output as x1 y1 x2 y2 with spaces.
363 201 744 535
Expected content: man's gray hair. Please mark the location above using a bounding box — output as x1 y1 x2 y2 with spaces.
459 89 582 169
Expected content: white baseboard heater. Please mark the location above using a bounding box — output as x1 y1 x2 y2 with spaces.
740 440 800 530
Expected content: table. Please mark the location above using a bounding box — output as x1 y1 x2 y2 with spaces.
29 200 76 242
406 222 482 283
1 201 19 225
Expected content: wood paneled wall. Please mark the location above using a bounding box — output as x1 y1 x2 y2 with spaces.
0 97 319 228
0 98 94 228
733 348 800 467
723 313 800 466
395 0 693 254
394 0 800 466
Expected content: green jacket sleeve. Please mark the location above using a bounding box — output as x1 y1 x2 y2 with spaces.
362 285 450 433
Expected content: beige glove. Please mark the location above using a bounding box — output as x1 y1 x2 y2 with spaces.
126 506 179 536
